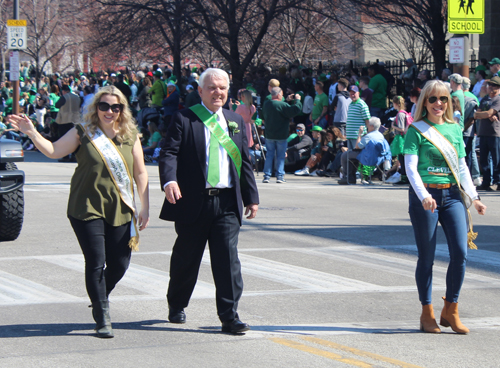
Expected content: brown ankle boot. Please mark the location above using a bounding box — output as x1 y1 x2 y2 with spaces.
420 304 441 333
439 297 469 334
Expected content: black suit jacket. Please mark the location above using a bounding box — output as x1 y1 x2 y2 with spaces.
158 107 259 225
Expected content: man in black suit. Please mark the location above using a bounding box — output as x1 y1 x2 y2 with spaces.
159 68 259 334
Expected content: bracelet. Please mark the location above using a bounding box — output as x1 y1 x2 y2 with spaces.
28 132 37 140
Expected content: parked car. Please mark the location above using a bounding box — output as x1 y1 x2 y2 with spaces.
0 137 24 241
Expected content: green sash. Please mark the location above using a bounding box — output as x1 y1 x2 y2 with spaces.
190 104 242 178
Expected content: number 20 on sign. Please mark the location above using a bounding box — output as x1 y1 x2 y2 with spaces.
7 19 27 50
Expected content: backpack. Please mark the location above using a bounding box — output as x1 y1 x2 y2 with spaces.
302 95 314 114
400 109 413 128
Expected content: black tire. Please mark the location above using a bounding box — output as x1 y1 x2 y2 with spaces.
0 162 24 241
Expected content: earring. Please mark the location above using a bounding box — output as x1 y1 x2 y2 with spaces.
422 109 427 117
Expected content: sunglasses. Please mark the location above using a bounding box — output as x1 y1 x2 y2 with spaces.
296 129 304 132
428 96 448 104
98 102 123 113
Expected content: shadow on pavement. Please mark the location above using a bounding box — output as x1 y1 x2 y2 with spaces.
250 325 418 334
0 319 225 338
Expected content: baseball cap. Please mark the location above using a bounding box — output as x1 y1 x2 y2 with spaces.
449 73 463 84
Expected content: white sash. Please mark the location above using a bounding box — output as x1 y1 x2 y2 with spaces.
82 123 139 251
410 120 477 249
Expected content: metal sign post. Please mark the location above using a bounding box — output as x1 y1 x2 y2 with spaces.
9 0 23 115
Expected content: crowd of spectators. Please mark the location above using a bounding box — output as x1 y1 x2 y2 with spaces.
1 56 499 191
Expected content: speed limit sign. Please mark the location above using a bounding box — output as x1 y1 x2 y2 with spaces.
7 19 27 50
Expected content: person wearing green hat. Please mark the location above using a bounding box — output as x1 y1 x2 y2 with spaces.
295 126 333 176
489 58 500 77
149 71 166 108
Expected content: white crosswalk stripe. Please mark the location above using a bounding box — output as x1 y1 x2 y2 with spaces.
0 244 498 306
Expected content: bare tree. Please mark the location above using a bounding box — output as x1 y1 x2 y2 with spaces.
260 4 358 67
91 0 199 80
349 0 449 72
186 0 303 92
21 0 82 87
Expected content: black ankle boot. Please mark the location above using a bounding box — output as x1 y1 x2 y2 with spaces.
92 300 114 338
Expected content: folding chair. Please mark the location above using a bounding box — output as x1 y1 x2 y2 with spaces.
357 139 392 184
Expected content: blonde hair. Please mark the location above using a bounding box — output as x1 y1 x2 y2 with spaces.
241 90 253 106
414 80 454 124
392 95 405 110
452 96 462 115
83 85 137 144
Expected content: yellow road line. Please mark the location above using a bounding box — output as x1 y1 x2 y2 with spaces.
302 336 425 368
270 338 373 367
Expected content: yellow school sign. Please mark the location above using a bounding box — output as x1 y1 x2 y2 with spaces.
448 0 485 34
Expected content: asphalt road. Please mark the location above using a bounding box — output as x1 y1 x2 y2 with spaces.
1 151 499 368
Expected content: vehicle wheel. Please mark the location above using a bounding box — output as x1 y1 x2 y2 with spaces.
0 163 24 241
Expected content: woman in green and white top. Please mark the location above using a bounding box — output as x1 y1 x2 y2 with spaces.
403 80 486 335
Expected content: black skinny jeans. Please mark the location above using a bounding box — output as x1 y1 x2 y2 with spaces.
69 217 131 303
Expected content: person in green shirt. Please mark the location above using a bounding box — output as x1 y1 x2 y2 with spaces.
261 87 302 183
4 91 13 116
49 84 60 119
149 71 166 108
368 63 387 118
403 80 486 335
310 81 329 128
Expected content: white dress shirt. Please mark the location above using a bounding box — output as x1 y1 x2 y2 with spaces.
163 102 233 190
202 102 233 188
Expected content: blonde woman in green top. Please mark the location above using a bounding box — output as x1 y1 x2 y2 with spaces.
8 86 150 339
403 80 486 335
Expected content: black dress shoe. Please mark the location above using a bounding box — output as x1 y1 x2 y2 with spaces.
168 308 186 324
221 318 250 334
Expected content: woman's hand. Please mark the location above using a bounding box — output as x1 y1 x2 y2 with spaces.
473 200 486 215
421 196 437 213
8 114 36 136
138 208 150 230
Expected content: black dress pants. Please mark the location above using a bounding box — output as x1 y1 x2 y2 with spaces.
167 189 242 322
69 217 131 302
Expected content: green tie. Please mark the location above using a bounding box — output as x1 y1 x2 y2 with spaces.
207 114 220 187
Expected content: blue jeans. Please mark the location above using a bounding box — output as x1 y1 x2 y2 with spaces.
479 136 500 185
464 135 480 179
316 116 328 129
263 139 287 179
408 185 468 305
370 107 384 119
249 148 262 166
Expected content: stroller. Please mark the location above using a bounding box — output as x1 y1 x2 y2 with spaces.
136 106 161 129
